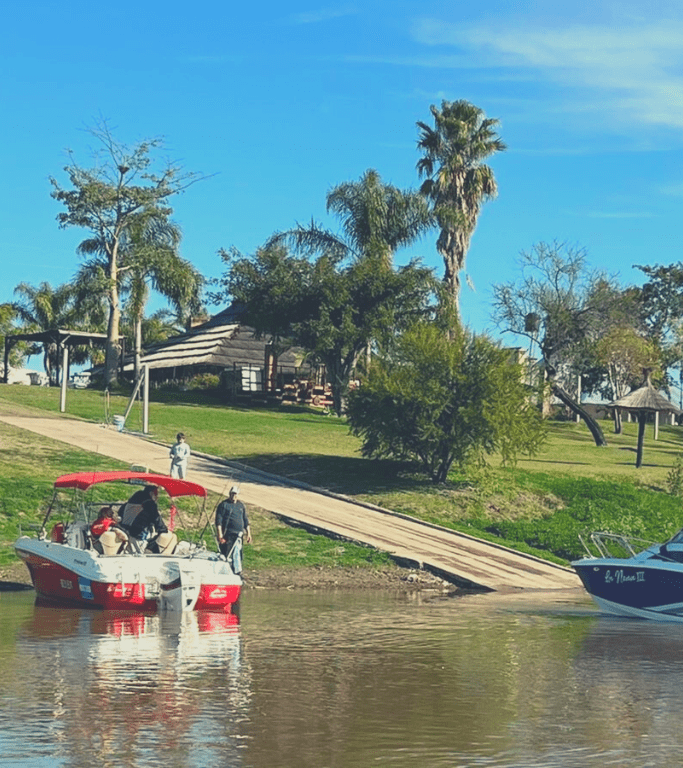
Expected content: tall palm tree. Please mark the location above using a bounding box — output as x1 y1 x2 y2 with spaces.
76 212 203 382
268 169 432 267
416 100 506 314
124 217 203 382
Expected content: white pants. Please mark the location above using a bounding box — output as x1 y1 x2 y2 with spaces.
170 461 187 479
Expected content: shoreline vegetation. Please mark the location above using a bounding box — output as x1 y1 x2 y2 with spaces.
2 384 683 593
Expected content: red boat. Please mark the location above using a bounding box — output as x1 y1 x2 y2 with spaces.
14 471 241 613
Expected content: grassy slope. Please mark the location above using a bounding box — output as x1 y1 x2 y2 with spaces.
0 388 395 572
1 383 682 568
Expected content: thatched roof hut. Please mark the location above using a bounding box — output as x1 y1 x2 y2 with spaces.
123 306 300 391
609 372 681 468
611 382 680 414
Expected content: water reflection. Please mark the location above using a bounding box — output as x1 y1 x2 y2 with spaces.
3 597 246 768
567 617 683 766
5 589 683 766
237 590 599 768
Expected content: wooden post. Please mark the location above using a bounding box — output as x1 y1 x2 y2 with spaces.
264 344 276 393
654 410 659 441
3 338 10 384
142 364 149 435
636 412 647 468
59 345 69 413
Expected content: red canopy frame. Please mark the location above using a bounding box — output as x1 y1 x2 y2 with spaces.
53 471 207 498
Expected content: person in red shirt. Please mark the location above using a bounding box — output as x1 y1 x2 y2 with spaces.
91 506 117 537
91 506 128 554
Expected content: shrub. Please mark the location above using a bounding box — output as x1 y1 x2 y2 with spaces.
187 373 220 390
667 454 683 497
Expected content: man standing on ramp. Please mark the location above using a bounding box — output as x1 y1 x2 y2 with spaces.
215 486 252 575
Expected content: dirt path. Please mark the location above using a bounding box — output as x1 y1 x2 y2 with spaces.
0 413 581 593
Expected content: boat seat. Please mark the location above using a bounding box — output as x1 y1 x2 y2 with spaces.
65 522 90 549
97 528 128 556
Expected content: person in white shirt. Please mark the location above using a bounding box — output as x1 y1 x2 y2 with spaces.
169 432 191 479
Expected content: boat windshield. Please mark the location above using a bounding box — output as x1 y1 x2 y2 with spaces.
669 528 683 544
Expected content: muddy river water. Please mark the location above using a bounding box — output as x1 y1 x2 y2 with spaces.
1 587 683 767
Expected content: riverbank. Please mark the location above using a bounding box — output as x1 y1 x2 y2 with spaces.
0 560 451 592
3 385 683 577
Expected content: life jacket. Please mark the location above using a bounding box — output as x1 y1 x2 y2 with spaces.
91 517 115 538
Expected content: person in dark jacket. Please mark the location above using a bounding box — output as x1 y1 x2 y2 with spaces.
215 486 252 574
119 485 168 552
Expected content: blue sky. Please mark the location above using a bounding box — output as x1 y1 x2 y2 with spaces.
2 0 682 341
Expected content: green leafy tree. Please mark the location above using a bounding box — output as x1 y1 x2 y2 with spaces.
590 326 661 433
416 100 506 312
346 321 545 483
636 262 683 341
0 303 27 371
491 242 637 447
218 169 436 412
635 262 683 398
214 245 437 415
50 120 204 387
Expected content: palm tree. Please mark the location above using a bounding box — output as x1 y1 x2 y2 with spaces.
416 100 506 314
137 308 187 345
265 169 434 407
0 303 25 371
12 282 78 382
268 169 432 267
76 212 203 382
124 219 203 382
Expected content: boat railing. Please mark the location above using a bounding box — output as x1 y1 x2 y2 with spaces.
18 523 45 539
579 532 656 560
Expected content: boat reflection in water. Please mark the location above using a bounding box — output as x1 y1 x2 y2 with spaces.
14 601 249 767
567 615 683 762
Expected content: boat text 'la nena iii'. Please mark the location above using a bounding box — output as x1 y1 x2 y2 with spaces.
572 529 683 621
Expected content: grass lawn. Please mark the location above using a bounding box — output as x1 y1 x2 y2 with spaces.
0 388 395 572
2 382 683 568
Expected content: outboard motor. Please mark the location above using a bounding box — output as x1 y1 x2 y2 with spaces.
158 561 200 611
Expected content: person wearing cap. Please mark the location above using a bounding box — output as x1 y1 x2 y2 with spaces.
215 486 252 574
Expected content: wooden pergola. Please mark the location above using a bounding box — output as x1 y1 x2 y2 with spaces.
3 329 125 412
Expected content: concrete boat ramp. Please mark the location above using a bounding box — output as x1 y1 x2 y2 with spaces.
1 414 580 593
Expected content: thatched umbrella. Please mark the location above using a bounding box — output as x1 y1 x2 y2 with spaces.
609 372 681 468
